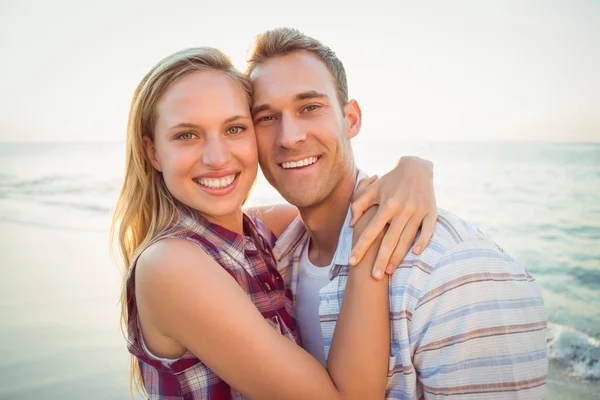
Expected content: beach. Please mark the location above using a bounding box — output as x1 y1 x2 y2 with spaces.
0 220 133 399
0 141 599 399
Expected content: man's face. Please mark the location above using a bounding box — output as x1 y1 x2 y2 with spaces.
250 51 360 208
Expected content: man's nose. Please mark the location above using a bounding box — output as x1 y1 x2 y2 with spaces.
278 114 307 148
202 136 231 167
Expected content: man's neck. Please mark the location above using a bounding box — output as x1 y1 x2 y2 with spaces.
299 166 358 267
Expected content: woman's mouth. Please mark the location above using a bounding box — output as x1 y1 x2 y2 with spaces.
195 173 237 189
193 173 240 196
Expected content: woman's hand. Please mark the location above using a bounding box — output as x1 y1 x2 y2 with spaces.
348 156 437 279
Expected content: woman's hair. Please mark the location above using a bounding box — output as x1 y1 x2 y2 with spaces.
110 47 252 396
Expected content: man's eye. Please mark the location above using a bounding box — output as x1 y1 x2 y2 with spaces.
227 125 245 135
257 116 274 123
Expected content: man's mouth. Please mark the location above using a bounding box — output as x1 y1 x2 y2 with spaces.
194 173 238 189
280 156 319 170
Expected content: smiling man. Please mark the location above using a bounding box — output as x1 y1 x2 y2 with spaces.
247 28 548 399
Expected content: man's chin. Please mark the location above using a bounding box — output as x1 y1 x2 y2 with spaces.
278 188 324 209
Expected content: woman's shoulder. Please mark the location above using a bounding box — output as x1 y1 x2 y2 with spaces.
133 237 231 306
137 237 212 273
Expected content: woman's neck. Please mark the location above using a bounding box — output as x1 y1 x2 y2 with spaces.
197 209 245 235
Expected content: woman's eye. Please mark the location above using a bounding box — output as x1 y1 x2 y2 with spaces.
228 126 245 135
178 132 194 140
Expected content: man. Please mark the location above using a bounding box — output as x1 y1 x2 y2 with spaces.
247 28 548 398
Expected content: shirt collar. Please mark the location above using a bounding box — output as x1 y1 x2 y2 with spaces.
273 214 309 262
176 207 259 253
272 169 369 265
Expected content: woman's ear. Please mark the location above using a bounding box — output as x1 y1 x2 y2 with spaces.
344 99 362 140
143 136 162 172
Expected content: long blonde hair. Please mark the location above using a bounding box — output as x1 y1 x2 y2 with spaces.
110 47 252 396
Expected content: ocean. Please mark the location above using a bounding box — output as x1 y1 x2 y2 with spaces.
0 141 599 399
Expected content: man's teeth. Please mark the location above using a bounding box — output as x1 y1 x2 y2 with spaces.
281 157 318 169
197 174 236 189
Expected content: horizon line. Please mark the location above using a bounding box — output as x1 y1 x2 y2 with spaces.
1 138 599 145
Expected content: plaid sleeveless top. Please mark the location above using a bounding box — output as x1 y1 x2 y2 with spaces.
125 212 300 399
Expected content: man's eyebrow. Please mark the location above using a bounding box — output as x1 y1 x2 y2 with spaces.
252 91 329 116
295 90 328 101
251 104 270 116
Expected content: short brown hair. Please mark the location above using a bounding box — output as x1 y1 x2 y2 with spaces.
246 27 348 108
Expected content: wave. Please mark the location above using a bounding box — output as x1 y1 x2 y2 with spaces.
25 199 112 214
513 222 600 240
0 215 108 233
0 174 119 196
569 267 600 289
547 322 600 381
0 174 117 231
0 173 119 220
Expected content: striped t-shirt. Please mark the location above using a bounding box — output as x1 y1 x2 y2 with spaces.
272 172 548 399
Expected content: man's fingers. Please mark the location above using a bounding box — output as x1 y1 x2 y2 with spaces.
349 176 378 227
387 217 422 274
348 203 394 266
372 214 411 278
412 213 437 255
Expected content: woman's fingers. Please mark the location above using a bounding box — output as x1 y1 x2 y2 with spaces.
412 212 437 255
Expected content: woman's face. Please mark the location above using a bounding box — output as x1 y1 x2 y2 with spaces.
146 70 258 228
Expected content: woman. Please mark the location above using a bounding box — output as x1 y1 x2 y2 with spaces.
112 47 436 399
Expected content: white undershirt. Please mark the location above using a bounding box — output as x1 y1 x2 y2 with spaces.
294 241 333 366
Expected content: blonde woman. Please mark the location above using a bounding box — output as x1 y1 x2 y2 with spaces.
112 47 436 399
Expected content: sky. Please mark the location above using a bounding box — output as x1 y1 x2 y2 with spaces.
0 0 599 143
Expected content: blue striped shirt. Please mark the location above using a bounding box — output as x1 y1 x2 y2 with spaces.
273 171 548 399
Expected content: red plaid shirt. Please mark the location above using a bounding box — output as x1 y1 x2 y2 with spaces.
125 212 300 399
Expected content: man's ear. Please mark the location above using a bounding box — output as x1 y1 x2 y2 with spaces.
344 99 362 140
143 136 162 172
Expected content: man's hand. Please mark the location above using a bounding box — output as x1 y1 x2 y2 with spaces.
348 156 437 279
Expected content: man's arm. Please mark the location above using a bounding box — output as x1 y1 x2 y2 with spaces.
412 239 548 398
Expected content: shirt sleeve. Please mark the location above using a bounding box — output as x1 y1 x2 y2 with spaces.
411 239 548 399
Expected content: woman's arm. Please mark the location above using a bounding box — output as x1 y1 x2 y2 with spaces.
328 205 390 398
135 233 389 400
350 156 437 278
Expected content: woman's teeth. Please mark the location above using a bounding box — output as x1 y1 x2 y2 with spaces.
196 174 236 189
281 157 318 169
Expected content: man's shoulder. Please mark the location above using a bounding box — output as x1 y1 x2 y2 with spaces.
408 208 514 274
393 207 542 314
432 208 489 246
389 211 547 396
